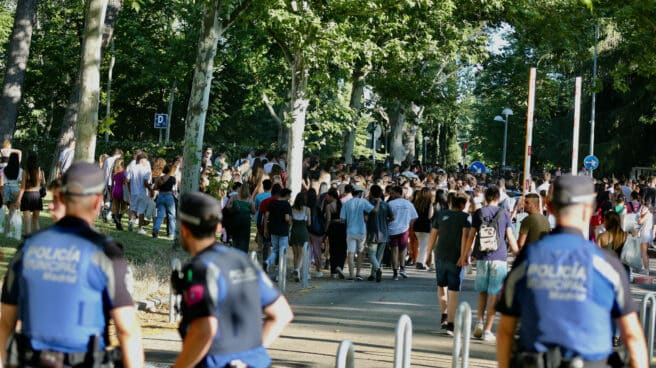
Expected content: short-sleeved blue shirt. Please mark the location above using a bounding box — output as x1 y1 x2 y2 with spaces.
340 197 375 236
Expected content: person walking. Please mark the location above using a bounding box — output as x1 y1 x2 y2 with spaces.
517 192 551 248
16 151 45 236
428 191 471 335
366 185 393 282
0 162 144 367
412 187 434 270
1 152 21 234
325 188 347 278
307 188 326 277
496 175 648 368
387 186 418 280
461 185 519 342
226 183 254 252
289 192 311 282
172 192 293 368
111 159 127 230
340 185 376 280
264 188 292 281
152 164 177 239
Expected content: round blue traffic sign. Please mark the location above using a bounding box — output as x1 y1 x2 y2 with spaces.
469 161 486 174
583 155 599 170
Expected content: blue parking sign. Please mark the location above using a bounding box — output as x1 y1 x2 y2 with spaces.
154 114 168 129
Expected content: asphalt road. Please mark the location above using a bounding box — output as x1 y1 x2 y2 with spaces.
144 257 656 367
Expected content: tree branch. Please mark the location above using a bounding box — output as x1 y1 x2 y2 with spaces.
262 92 283 125
223 0 253 32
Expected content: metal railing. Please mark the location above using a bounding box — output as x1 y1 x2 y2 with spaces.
278 246 288 293
452 302 472 368
641 293 656 363
394 314 413 368
169 258 182 324
301 242 310 288
335 340 355 368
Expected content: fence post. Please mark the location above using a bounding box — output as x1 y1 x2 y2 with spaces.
452 302 472 368
301 242 310 288
335 340 355 368
641 293 656 363
394 314 413 368
278 246 287 293
169 258 182 324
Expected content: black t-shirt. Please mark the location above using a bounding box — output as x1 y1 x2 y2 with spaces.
267 199 292 236
432 209 471 264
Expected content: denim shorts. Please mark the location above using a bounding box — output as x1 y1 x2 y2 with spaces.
474 260 508 295
435 260 463 291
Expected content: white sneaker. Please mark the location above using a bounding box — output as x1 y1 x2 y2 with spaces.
312 271 324 278
483 330 496 342
137 228 147 235
473 322 484 339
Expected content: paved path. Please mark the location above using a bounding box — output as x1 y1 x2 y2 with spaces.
144 258 656 367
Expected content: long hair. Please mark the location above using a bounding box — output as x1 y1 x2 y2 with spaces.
113 159 124 174
4 152 20 180
306 188 318 209
293 192 306 211
413 187 433 213
604 211 625 250
24 151 40 188
152 158 167 178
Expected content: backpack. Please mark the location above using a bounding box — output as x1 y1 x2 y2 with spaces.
476 208 505 252
309 205 326 236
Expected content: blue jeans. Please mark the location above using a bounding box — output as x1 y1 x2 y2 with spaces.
266 234 289 268
153 193 176 235
368 242 386 275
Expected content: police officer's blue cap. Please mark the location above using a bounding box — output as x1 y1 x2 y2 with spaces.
61 161 105 195
179 192 222 226
551 174 595 206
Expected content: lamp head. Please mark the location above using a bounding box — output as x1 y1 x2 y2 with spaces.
494 115 504 122
502 108 513 116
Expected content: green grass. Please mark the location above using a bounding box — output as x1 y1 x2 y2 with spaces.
0 197 189 301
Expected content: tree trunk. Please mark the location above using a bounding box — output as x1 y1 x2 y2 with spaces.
433 121 441 165
49 0 121 178
286 52 308 198
74 0 109 162
180 1 223 195
0 0 38 139
343 67 364 165
389 101 406 165
404 123 417 164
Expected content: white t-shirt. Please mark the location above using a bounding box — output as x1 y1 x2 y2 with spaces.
536 182 550 194
59 147 75 174
387 198 418 236
128 161 151 196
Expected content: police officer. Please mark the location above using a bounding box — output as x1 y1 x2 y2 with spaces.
496 175 648 368
0 162 144 367
172 192 293 368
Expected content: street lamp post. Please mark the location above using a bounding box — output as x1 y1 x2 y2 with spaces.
494 108 513 168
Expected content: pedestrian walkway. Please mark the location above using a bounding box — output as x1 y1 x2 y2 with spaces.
143 257 656 367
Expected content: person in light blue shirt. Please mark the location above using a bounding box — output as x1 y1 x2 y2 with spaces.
340 186 377 280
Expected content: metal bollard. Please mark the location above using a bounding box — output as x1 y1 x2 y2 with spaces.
394 314 413 368
301 242 310 288
169 258 182 324
641 293 656 363
335 340 355 368
250 250 258 263
278 246 288 293
452 302 472 368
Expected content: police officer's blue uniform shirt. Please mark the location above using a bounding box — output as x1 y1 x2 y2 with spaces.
179 244 281 368
497 226 637 361
1 216 133 352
